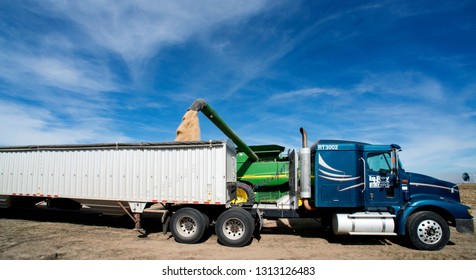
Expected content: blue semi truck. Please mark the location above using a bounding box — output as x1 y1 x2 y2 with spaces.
281 128 474 250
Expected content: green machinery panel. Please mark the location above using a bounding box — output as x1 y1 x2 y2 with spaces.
236 145 290 202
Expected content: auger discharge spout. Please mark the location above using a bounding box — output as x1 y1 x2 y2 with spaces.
189 99 259 162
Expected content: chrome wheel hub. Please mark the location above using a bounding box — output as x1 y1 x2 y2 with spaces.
223 218 245 240
178 217 197 236
417 219 443 244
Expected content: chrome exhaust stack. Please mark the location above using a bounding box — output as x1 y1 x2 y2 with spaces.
299 128 312 210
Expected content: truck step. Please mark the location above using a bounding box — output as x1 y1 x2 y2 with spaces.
348 232 397 236
347 212 396 218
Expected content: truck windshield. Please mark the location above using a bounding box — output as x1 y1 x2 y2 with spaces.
398 158 405 172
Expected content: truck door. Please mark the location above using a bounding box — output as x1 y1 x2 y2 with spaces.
364 151 401 207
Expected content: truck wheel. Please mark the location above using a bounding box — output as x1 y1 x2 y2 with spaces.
170 208 206 244
406 211 450 251
215 208 255 247
231 182 255 204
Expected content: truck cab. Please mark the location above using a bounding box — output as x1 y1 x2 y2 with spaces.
313 140 406 208
307 139 474 250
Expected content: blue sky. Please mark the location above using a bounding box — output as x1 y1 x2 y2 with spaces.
0 0 475 183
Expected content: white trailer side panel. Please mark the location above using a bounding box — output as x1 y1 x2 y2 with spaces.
0 141 236 205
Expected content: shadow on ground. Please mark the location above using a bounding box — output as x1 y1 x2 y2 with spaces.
0 206 164 234
1 206 413 248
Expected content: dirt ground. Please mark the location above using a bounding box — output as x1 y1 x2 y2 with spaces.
1 185 475 260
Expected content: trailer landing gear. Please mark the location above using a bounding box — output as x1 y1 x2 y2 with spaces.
117 202 147 236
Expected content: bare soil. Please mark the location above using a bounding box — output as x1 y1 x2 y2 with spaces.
1 185 475 260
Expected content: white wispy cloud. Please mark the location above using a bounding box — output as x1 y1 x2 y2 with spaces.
0 102 130 145
0 1 276 145
46 0 271 64
257 69 476 182
354 72 446 101
270 87 342 100
14 55 118 94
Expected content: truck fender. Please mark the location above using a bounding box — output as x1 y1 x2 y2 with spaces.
396 196 470 235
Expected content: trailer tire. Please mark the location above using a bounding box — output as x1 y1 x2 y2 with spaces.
201 212 210 230
406 211 450 251
215 208 255 247
170 208 207 244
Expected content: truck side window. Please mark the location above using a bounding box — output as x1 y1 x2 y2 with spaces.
367 153 391 174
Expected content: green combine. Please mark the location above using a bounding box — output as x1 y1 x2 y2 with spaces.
186 99 290 204
236 144 289 203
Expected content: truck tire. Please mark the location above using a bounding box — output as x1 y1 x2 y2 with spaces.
215 208 255 247
406 211 450 251
170 208 207 244
231 182 255 205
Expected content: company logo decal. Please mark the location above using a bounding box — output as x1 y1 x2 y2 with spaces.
369 175 390 188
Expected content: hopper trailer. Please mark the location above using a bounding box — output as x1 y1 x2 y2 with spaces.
0 99 474 250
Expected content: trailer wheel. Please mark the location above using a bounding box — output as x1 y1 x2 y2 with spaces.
215 208 255 247
231 182 255 204
170 208 206 244
406 211 450 251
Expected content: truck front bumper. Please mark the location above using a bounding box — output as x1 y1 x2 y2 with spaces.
456 218 474 233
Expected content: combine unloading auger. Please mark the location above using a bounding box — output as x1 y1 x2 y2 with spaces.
175 98 259 162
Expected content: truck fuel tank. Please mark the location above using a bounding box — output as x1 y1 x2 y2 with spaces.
332 212 397 236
